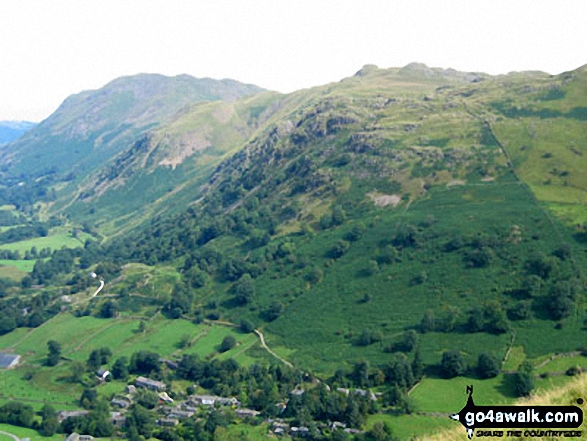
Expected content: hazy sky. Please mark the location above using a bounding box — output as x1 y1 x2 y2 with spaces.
1 0 585 122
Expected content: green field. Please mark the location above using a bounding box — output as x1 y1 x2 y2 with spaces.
0 261 31 277
0 424 65 441
367 413 454 441
0 313 258 364
0 313 264 410
0 232 87 253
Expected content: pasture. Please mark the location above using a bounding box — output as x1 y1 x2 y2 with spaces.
0 312 262 409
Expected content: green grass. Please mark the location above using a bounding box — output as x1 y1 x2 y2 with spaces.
0 261 30 277
0 424 64 441
257 179 582 376
0 365 81 407
410 375 517 413
0 233 85 253
213 422 275 441
502 346 526 371
183 325 246 357
366 413 454 441
536 355 587 374
6 313 110 363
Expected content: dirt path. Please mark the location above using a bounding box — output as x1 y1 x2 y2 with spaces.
202 319 294 368
254 329 293 368
0 430 19 441
68 320 124 354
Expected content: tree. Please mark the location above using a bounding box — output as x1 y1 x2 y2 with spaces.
412 347 424 381
346 223 365 242
365 421 397 441
477 353 500 379
522 275 543 297
441 351 467 378
420 309 435 333
112 357 129 381
69 361 86 383
264 301 283 322
393 224 419 248
0 316 16 335
356 329 381 346
129 351 161 375
465 248 492 268
234 274 255 306
525 252 555 279
329 240 351 259
126 404 155 439
548 280 576 320
40 404 59 436
99 300 118 318
514 361 534 397
239 319 254 333
400 330 418 352
87 347 112 371
46 340 61 366
220 335 236 353
135 389 159 409
80 388 98 409
552 244 571 260
509 301 531 321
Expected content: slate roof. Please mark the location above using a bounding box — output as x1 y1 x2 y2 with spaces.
0 352 20 368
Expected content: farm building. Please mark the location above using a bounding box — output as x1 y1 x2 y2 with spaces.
135 376 166 391
0 353 21 369
188 394 240 407
65 433 93 441
96 369 111 380
57 410 89 423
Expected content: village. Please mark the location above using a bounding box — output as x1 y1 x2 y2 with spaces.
56 371 374 440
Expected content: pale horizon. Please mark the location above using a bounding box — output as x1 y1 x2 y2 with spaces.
1 0 585 122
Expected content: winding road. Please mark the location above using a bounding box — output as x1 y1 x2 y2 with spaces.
92 279 105 297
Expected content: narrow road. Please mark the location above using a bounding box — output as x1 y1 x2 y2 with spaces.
0 429 20 441
254 329 293 368
92 279 105 297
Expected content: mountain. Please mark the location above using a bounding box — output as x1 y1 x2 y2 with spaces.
1 62 587 441
0 120 36 145
0 73 263 180
87 62 586 375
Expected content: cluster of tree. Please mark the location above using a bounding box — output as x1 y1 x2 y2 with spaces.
0 401 35 428
0 249 23 260
0 290 58 334
62 400 114 437
440 351 501 380
0 403 60 437
0 178 56 211
0 209 26 226
0 222 49 245
419 301 509 335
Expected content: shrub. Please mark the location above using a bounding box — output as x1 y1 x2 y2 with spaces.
477 353 500 379
220 335 237 352
441 351 467 378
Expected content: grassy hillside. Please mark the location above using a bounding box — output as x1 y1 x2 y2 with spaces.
1 63 587 441
422 373 587 441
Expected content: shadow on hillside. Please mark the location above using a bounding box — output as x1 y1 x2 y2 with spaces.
572 232 587 244
494 372 518 399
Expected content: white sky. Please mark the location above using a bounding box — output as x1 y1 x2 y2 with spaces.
0 0 585 122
